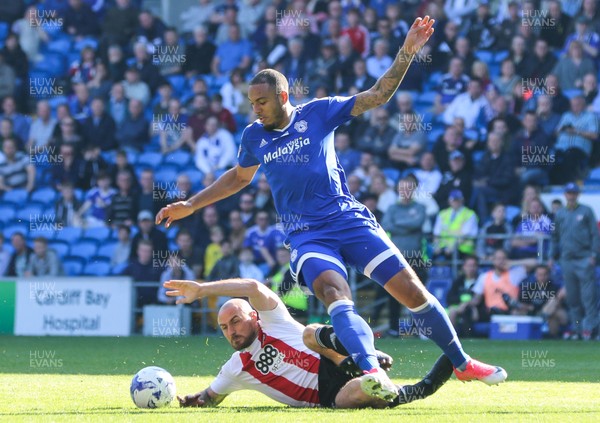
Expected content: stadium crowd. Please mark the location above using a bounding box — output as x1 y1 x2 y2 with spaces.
0 0 599 339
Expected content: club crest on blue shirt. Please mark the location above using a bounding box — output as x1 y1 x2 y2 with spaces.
294 120 308 133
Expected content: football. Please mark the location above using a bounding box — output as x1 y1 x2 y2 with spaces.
130 366 176 409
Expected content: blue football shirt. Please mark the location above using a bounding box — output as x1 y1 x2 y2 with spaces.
238 96 366 235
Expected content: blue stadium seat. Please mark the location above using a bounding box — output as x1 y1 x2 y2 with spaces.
73 37 98 52
183 168 204 185
48 240 70 258
83 226 112 242
427 279 451 307
3 223 29 239
74 189 84 202
505 205 521 223
97 242 118 260
0 204 16 223
475 50 494 63
563 89 583 99
155 169 179 185
0 22 9 42
473 322 491 337
416 91 438 105
166 74 188 96
62 256 85 276
16 205 44 222
585 167 600 184
3 189 29 204
30 187 58 205
70 239 99 260
429 266 452 279
382 168 400 185
493 50 510 63
33 52 67 77
163 150 192 169
54 227 83 243
28 226 57 241
111 261 128 275
83 260 112 276
137 151 163 168
168 240 177 251
45 37 71 54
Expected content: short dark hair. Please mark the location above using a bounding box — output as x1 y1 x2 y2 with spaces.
249 69 289 95
34 237 49 245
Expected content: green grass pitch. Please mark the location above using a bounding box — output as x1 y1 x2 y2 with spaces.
1 336 599 422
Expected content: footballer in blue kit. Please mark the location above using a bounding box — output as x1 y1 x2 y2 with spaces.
157 16 507 402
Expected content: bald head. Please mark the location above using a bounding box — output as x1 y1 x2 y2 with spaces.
218 299 259 350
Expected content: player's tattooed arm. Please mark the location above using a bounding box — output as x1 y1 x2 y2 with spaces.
351 16 435 117
178 388 227 407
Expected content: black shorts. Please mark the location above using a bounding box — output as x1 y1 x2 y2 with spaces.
317 356 353 408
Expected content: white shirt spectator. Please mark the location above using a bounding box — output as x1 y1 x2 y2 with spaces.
220 82 245 114
366 55 393 80
194 121 237 175
239 262 264 282
28 116 57 147
442 91 494 129
414 168 443 195
122 80 151 106
179 1 215 34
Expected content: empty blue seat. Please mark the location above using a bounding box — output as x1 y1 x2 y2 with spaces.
0 204 16 223
505 205 521 223
54 226 83 243
429 266 452 279
48 240 70 258
62 256 85 276
427 279 451 307
83 260 111 276
3 223 29 239
3 189 29 204
475 50 494 63
166 74 188 96
83 226 112 242
155 169 179 185
30 187 58 205
111 261 128 275
137 151 163 168
97 242 118 260
70 239 99 259
16 205 45 222
0 22 9 42
73 37 98 52
46 37 71 53
382 168 400 185
163 150 192 168
33 52 67 77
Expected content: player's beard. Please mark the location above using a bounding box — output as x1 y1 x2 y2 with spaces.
263 103 286 131
230 332 257 351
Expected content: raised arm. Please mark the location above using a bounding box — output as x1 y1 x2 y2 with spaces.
351 16 435 116
155 164 259 228
163 277 280 311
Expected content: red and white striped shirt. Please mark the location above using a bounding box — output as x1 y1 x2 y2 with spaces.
210 302 321 407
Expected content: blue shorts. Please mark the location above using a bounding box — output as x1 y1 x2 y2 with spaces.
287 208 409 292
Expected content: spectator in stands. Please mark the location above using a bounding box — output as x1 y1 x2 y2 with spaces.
53 115 86 155
282 37 311 86
228 209 247 254
81 98 117 152
219 68 249 116
552 95 599 184
332 35 360 93
477 203 512 260
512 111 552 187
0 138 34 193
210 94 236 134
0 52 16 101
69 46 97 85
1 97 29 144
435 150 472 210
87 62 113 100
121 66 150 106
433 189 478 259
107 170 138 227
235 191 255 228
356 107 396 167
432 124 473 175
564 16 600 61
266 246 308 321
527 38 557 80
540 0 572 50
1 33 28 83
204 226 225 278
366 38 393 80
554 41 597 91
180 0 214 35
388 113 428 170
157 28 185 77
50 143 83 189
334 131 361 175
6 232 32 277
27 100 56 151
539 285 569 339
174 229 203 280
111 224 131 268
157 253 195 304
11 6 49 63
469 248 529 319
550 183 600 340
434 57 469 115
239 247 264 282
368 173 397 215
193 116 236 176
494 59 520 98
137 169 165 217
24 237 63 277
510 198 553 259
519 264 562 322
582 73 598 106
0 233 10 276
447 256 481 337
256 20 287 67
243 211 276 267
76 171 115 227
254 173 275 215
107 45 127 83
63 0 99 37
212 23 253 79
443 78 493 129
490 95 522 135
471 132 516 223
0 118 24 150
187 94 212 140
115 99 149 152
108 82 128 127
129 210 168 261
80 144 109 191
55 180 83 227
414 152 442 198
135 9 166 50
444 0 478 25
535 94 561 137
208 239 239 282
130 41 165 93
371 17 401 58
344 57 376 94
122 239 163 308
69 83 92 121
101 0 138 49
108 150 137 191
380 174 427 335
340 7 369 58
